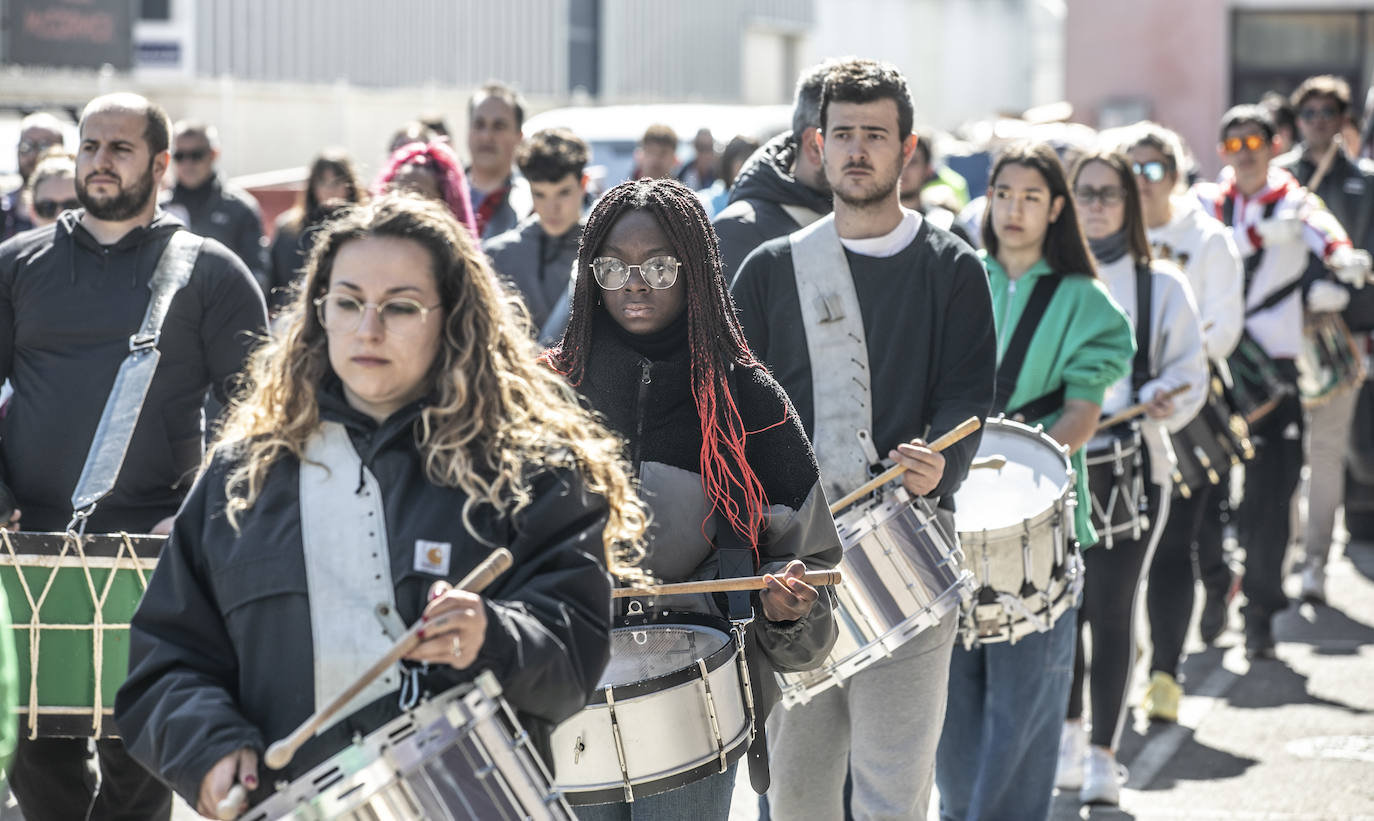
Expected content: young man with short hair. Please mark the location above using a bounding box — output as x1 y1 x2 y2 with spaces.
466 82 532 240
732 58 995 819
483 127 588 340
0 92 267 821
1197 105 1367 659
1277 75 1374 604
163 120 268 290
635 123 679 181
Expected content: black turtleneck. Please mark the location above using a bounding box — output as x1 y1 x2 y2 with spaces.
1088 228 1130 265
599 304 689 362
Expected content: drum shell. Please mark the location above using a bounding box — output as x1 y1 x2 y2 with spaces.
952 417 1079 645
0 531 163 738
549 613 752 805
775 492 970 707
1169 375 1252 497
245 674 571 821
1298 312 1366 408
1084 428 1147 547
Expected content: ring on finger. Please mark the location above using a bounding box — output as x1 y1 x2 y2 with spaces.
451 636 462 657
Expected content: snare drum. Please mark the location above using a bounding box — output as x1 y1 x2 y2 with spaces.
550 611 753 805
1169 370 1254 498
1298 312 1366 408
1227 331 1293 424
244 672 572 821
775 489 972 707
953 417 1081 645
1084 424 1148 549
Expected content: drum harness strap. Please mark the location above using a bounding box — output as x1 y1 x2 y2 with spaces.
1222 196 1302 319
993 275 1062 421
66 230 204 537
1 529 150 739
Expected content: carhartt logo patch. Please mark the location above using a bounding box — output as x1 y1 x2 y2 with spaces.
413 539 451 575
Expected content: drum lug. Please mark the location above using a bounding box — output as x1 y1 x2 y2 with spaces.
605 686 634 803
696 657 729 773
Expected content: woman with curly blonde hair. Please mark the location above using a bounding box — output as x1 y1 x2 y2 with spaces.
115 194 645 817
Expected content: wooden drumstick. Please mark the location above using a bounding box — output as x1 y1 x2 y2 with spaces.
216 784 248 820
263 547 514 771
828 416 981 514
611 569 843 598
969 455 1007 471
1095 383 1191 432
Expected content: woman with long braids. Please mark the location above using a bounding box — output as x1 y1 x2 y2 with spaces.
546 177 841 819
115 195 645 817
1057 149 1207 806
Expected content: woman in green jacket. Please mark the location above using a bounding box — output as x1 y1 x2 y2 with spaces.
936 140 1134 821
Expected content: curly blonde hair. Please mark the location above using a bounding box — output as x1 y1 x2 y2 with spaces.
212 194 646 575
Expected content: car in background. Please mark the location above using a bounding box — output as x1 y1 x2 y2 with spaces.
522 103 792 196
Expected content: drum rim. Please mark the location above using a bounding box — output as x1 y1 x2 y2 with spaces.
558 729 751 806
954 417 1075 536
590 611 738 704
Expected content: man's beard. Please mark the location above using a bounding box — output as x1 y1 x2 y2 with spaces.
833 164 900 209
77 161 156 221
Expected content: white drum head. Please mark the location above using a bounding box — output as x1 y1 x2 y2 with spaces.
953 418 1072 533
599 624 729 688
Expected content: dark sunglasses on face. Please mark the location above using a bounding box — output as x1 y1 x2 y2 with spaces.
1222 134 1267 154
1298 106 1341 122
590 256 681 290
172 148 209 163
33 198 81 219
1074 185 1126 207
1132 161 1169 183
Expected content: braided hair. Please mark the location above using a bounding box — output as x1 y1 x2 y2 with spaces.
546 177 774 557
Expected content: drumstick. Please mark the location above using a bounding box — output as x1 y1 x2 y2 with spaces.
828 416 981 514
611 569 843 598
263 547 514 772
216 784 248 820
1095 383 1191 432
1305 136 1342 196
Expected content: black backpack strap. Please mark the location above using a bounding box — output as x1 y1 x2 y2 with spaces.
1005 385 1067 423
993 275 1062 414
714 520 757 621
1133 261 1154 392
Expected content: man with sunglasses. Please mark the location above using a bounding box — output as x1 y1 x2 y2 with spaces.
1276 76 1374 606
2 112 66 241
163 120 268 291
0 92 267 821
1197 104 1365 660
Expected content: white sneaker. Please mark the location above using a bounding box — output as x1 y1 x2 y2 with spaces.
1081 747 1127 805
1300 562 1327 605
1055 722 1086 790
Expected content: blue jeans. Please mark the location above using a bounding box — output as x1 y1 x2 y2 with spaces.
573 761 738 821
935 606 1077 821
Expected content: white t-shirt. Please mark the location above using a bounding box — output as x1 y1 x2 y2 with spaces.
838 209 923 257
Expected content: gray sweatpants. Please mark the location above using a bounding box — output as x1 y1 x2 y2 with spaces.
766 610 957 821
1304 385 1360 568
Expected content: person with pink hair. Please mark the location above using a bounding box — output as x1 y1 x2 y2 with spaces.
375 140 477 236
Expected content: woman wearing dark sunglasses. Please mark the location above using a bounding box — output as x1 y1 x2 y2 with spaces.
24 151 79 228
1119 122 1247 725
1058 149 1207 807
545 177 841 820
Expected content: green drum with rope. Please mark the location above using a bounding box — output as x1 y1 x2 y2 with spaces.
0 531 162 738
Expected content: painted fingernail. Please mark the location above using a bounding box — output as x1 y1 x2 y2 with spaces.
244 774 258 788
417 628 426 639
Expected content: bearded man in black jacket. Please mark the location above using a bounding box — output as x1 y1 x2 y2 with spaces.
0 92 267 821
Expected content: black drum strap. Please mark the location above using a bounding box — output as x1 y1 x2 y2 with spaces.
993 275 1062 415
1133 261 1154 392
1223 196 1280 300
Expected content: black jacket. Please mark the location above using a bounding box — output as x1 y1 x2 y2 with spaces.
713 133 833 285
0 210 267 532
115 384 615 805
577 313 841 792
166 174 267 290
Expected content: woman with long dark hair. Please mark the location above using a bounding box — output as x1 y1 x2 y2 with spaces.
115 195 646 817
266 148 366 312
1058 149 1207 806
546 177 840 819
935 141 1135 821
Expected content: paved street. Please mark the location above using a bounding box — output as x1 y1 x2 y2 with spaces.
730 537 1374 821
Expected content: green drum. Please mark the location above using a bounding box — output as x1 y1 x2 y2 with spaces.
0 531 162 738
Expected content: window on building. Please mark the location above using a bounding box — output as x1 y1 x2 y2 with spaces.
1231 10 1367 112
140 0 171 21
